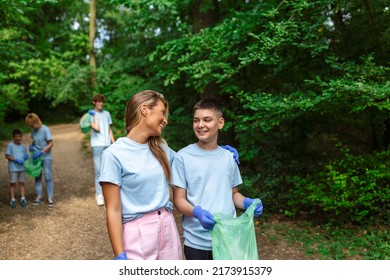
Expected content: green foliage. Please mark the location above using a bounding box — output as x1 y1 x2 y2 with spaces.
0 0 389 230
149 0 331 93
287 147 390 225
305 55 390 113
0 119 31 142
84 58 165 138
10 57 66 96
0 0 88 124
269 221 389 260
163 106 195 152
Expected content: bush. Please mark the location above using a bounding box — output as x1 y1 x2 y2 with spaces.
287 147 390 225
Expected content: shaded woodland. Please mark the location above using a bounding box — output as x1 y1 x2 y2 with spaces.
1 0 389 225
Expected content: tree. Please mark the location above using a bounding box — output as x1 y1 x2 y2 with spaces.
89 0 97 87
1 0 389 223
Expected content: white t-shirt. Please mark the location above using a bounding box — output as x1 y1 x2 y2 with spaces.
90 110 112 147
99 137 176 223
171 143 243 251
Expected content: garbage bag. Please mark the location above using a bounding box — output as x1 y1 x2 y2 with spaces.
211 198 261 260
23 154 42 178
79 113 92 134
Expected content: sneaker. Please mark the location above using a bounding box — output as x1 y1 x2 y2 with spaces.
48 198 54 208
10 199 17 209
32 197 43 206
96 194 105 206
21 198 27 208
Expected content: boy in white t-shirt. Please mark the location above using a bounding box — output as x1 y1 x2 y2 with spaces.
88 93 115 206
172 98 263 260
5 129 29 208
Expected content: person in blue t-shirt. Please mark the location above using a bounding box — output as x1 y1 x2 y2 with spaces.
171 98 263 260
25 113 55 207
88 93 115 206
5 129 29 209
100 90 182 260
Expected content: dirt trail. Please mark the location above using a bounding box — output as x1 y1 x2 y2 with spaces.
0 123 310 260
0 123 112 260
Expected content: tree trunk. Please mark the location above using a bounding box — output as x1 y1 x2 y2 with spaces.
89 0 97 87
192 0 219 99
383 115 390 149
192 0 219 34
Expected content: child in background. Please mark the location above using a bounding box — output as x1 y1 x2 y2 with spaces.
5 129 29 208
172 98 263 260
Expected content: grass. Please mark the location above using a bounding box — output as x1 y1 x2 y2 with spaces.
264 217 389 260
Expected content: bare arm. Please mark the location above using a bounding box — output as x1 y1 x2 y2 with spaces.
232 187 246 210
90 115 100 132
42 139 53 154
109 127 115 143
173 187 195 217
102 182 123 257
5 154 14 161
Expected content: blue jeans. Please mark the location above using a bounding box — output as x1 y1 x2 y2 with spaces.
92 146 108 195
35 158 54 199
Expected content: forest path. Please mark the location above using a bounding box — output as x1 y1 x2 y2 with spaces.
0 123 311 260
0 123 112 259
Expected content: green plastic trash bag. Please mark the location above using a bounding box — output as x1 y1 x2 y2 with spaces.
79 113 92 134
211 198 261 260
23 154 42 178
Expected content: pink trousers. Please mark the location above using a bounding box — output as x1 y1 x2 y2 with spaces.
123 208 183 260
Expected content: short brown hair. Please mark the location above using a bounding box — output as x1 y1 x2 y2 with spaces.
12 129 22 137
92 93 106 103
193 98 223 118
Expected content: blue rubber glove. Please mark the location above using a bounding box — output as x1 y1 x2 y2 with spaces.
244 197 263 217
29 144 36 152
220 145 240 164
88 109 96 116
14 159 24 165
32 151 43 159
23 153 29 161
193 206 216 230
114 252 128 260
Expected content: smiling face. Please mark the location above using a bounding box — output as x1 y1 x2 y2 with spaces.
92 94 106 112
93 100 104 111
13 133 23 145
144 100 168 137
193 108 224 148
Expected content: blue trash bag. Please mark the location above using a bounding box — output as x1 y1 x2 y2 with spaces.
211 198 261 260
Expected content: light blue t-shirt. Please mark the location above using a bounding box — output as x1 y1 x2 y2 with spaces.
99 137 176 223
5 143 28 172
90 110 112 147
31 124 52 160
171 143 243 251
